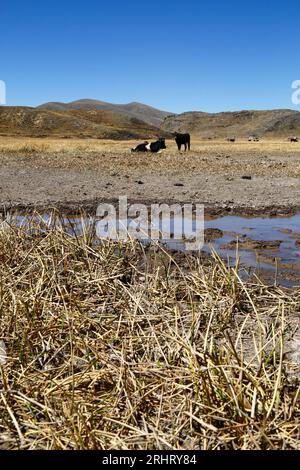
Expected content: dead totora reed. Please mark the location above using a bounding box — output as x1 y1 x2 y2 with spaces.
0 214 299 450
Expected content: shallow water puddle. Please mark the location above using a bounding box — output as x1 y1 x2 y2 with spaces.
3 212 300 287
204 214 300 286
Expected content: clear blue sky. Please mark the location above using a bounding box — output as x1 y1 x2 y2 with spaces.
1 0 300 113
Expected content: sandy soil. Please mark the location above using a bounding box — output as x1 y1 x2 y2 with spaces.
1 137 300 215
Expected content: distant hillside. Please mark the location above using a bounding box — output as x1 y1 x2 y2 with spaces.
3 104 300 140
161 109 300 138
38 99 172 127
0 106 170 139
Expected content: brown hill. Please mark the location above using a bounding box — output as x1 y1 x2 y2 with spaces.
0 106 170 139
37 99 171 127
161 109 300 138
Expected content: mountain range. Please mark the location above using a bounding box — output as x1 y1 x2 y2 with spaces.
0 103 170 139
162 109 300 138
0 99 300 139
37 99 170 127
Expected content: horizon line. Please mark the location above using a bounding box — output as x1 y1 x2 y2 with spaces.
1 99 299 115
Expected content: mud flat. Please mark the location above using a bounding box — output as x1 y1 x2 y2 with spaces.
3 211 300 287
1 137 300 284
1 137 300 216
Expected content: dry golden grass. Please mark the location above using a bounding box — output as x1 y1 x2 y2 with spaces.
1 136 300 178
0 214 299 450
0 137 300 181
1 136 300 156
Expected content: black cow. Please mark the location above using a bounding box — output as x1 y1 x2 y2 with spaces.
131 138 166 153
150 138 166 153
227 137 236 142
290 137 298 142
175 133 190 151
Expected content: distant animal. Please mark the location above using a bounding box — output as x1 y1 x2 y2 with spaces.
175 133 191 151
248 136 259 142
149 138 167 153
290 137 298 142
227 137 236 142
131 141 149 152
131 138 166 153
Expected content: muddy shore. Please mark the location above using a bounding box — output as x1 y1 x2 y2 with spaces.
1 169 300 217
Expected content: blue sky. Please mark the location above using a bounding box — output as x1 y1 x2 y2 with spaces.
1 0 300 113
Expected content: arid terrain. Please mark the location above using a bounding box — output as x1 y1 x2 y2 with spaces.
1 137 300 215
0 105 171 140
1 221 299 450
1 116 300 451
37 98 171 127
163 108 300 139
2 101 300 141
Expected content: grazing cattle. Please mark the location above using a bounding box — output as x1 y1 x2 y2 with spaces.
131 138 166 153
248 136 259 142
290 137 298 142
227 137 236 142
175 133 191 151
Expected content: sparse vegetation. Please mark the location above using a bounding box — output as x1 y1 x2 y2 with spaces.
163 108 300 139
0 136 300 216
0 215 299 450
1 136 300 178
0 105 169 140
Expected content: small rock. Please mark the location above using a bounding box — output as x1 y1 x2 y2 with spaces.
135 180 144 185
241 176 252 180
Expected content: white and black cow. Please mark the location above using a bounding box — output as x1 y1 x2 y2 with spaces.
290 137 298 142
131 141 149 152
131 138 167 153
175 133 190 151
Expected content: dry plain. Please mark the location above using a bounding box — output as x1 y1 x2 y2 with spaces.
1 136 300 450
1 137 300 215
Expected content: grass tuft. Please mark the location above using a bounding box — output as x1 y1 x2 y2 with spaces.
0 215 299 449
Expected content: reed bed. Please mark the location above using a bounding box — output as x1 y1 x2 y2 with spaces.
0 215 299 450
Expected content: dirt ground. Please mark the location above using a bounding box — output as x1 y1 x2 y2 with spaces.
1 137 300 215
